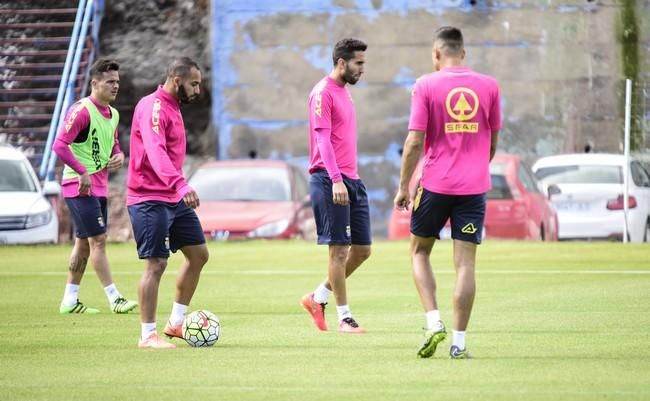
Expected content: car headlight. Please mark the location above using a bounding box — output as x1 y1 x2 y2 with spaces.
25 210 52 229
248 219 290 238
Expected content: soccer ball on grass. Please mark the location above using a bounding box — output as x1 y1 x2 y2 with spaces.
182 310 221 347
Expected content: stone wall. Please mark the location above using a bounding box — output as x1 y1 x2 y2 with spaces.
211 0 643 235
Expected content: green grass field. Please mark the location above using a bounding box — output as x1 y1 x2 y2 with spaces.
0 240 648 401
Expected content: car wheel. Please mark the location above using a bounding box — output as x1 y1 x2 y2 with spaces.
540 223 546 241
644 218 650 243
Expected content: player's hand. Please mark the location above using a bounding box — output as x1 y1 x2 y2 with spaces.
78 172 92 196
332 181 349 206
107 152 125 172
183 190 200 209
393 188 411 210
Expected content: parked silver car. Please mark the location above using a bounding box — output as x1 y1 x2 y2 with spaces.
0 145 60 244
532 153 650 242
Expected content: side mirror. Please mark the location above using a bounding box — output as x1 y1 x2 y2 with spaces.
42 180 62 197
547 184 561 200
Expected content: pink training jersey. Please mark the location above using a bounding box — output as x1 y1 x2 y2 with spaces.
127 86 191 205
308 76 359 182
408 66 501 195
53 96 121 198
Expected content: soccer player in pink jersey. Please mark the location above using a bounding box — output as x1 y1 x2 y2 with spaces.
301 38 372 334
127 57 209 349
394 27 501 358
53 58 137 315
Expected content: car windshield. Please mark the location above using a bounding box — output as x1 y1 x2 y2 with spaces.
535 165 622 184
189 166 291 202
0 159 37 192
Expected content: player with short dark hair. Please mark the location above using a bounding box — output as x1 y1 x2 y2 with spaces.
128 57 209 349
394 26 502 358
301 38 372 334
53 58 137 315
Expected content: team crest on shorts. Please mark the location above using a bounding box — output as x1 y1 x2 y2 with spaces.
164 236 170 250
96 216 105 228
345 225 351 238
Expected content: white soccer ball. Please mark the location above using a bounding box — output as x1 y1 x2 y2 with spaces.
182 310 221 347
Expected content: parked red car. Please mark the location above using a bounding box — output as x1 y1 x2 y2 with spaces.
388 154 558 240
188 159 315 240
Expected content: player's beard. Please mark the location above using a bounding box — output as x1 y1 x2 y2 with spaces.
343 65 360 85
178 85 197 104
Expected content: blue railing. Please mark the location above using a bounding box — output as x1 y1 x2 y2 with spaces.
40 0 105 181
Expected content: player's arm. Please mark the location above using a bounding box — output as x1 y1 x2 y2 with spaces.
107 127 124 171
394 130 424 210
312 91 348 205
489 81 502 162
314 128 348 206
138 102 198 207
52 103 91 194
490 130 499 161
394 78 427 210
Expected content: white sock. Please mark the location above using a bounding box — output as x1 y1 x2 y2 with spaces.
103 283 121 305
169 302 188 326
425 310 442 330
336 304 352 322
62 283 79 307
141 322 157 339
313 284 332 304
452 330 466 350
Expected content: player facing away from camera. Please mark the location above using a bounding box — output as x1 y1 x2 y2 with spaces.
53 58 137 315
127 57 209 349
301 38 372 334
394 26 501 358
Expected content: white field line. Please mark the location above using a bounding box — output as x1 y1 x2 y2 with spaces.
0 269 649 277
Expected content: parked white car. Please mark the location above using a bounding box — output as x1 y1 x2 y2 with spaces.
532 153 650 242
0 145 59 244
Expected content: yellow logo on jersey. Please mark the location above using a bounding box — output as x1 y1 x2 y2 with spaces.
151 99 161 134
445 87 479 133
413 186 423 212
461 223 478 234
314 93 322 118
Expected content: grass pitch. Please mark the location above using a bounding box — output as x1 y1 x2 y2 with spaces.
0 240 648 401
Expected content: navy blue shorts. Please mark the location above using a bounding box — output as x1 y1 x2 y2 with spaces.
127 200 206 259
65 196 107 239
309 170 372 246
410 187 486 244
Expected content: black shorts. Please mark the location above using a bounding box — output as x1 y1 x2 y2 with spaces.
65 196 108 239
410 187 486 244
309 170 372 246
127 200 206 259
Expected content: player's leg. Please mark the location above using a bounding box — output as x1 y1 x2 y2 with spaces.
344 245 371 277
138 257 174 348
410 189 453 357
449 239 476 359
164 200 208 338
60 197 96 314
59 237 96 313
448 193 485 359
343 177 372 279
128 202 175 348
84 197 137 313
410 234 437 313
333 177 372 333
301 170 339 331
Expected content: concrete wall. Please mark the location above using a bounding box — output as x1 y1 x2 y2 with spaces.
211 0 635 235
